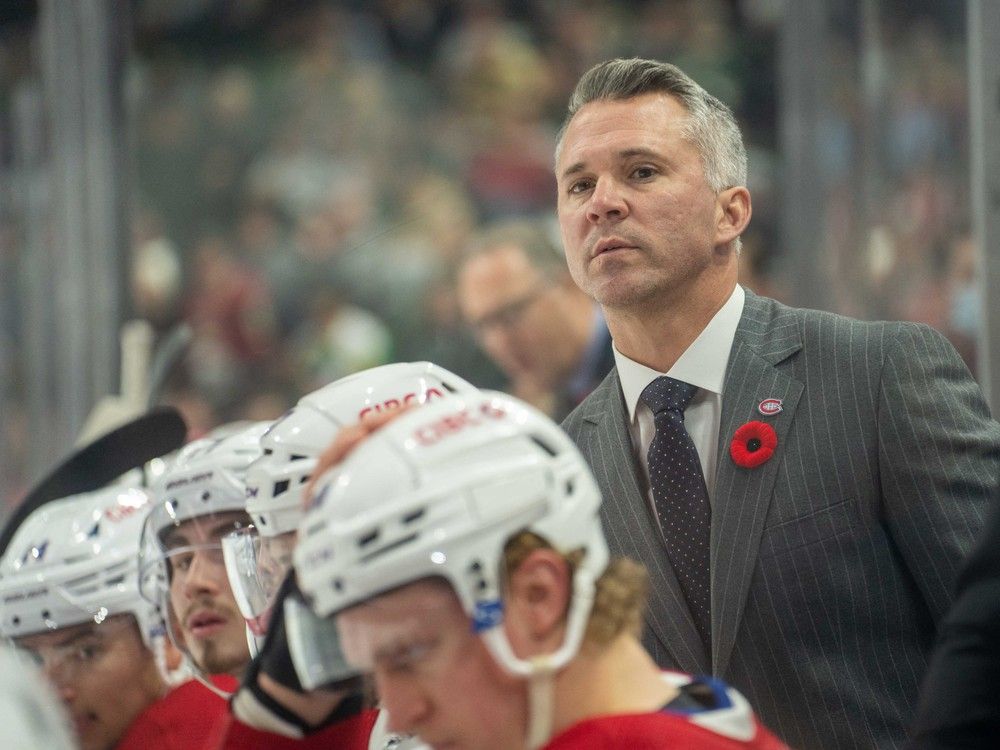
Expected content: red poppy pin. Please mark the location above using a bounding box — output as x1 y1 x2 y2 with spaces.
730 421 778 469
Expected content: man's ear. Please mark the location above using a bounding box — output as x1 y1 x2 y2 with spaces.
715 186 752 249
504 548 573 657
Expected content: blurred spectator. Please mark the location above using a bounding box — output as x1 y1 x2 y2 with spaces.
184 232 278 409
130 209 184 331
456 217 612 419
946 230 981 373
289 283 394 393
5 0 980 507
186 232 277 363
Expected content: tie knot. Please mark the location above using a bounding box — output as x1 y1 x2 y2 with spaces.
640 376 698 415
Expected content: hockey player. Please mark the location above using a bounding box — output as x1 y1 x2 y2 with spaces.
286 392 789 750
134 418 381 749
225 361 477 655
0 483 228 750
138 420 272 691
214 363 476 748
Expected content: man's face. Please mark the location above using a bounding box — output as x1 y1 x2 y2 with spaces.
338 580 527 750
15 614 164 750
457 244 573 389
164 511 251 677
556 93 724 311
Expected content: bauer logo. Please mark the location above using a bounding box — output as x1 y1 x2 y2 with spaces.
472 600 504 632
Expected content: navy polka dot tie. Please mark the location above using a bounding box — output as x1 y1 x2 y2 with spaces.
640 376 711 655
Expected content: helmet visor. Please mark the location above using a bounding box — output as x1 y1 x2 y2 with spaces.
285 577 465 691
283 593 360 690
221 528 295 636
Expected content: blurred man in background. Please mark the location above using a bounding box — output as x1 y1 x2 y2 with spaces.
457 218 612 420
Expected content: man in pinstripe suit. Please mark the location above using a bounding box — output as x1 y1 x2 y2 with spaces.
555 58 1000 749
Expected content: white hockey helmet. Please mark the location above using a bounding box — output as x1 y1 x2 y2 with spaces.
0 646 76 750
224 362 478 647
138 421 269 603
245 362 478 537
287 391 608 690
0 484 163 649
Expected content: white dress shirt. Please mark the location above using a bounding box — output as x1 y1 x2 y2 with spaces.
614 285 745 516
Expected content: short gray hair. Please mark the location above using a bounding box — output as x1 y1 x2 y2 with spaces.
556 58 747 193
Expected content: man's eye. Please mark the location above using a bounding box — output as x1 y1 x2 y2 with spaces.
76 643 102 662
568 179 593 195
383 641 435 673
172 554 193 572
632 166 656 179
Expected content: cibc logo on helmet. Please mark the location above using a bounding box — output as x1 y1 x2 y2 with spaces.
358 387 447 420
412 401 507 447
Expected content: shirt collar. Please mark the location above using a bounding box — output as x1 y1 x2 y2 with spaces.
615 284 745 422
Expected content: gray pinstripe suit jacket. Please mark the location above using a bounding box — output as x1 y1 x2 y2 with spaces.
562 290 1000 749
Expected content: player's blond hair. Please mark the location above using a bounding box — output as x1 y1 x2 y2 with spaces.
503 531 648 646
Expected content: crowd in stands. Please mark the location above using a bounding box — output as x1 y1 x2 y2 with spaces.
0 0 982 517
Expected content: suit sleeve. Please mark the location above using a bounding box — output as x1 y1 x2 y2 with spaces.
877 323 1000 622
907 490 1000 748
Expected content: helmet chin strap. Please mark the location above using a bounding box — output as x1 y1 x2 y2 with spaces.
190 658 234 699
245 625 264 659
525 666 556 749
479 565 600 750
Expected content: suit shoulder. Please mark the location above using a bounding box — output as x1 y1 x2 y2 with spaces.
762 295 947 357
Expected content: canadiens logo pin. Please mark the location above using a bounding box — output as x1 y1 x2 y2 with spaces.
758 398 783 416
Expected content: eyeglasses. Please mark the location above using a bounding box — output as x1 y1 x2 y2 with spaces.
469 283 549 335
14 615 135 682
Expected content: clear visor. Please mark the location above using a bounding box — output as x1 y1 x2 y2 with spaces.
138 508 251 604
136 509 252 697
285 578 463 691
283 593 360 691
221 528 296 636
12 613 138 683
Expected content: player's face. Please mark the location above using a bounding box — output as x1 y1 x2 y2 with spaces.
15 614 164 750
556 93 723 312
338 579 527 750
164 511 251 677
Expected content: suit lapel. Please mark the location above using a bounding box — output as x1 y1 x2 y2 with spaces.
576 370 710 673
711 292 804 675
